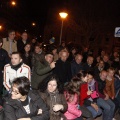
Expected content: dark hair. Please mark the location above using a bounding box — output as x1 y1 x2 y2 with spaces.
11 52 22 59
39 74 63 93
8 29 15 35
75 70 88 79
12 76 30 96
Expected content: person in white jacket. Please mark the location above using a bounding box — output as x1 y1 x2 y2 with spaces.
3 52 31 91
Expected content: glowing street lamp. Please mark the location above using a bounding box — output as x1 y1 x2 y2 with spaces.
32 22 36 26
0 25 2 30
59 12 68 45
11 1 16 6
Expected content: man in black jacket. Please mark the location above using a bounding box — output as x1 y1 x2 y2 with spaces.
53 49 72 85
0 38 10 95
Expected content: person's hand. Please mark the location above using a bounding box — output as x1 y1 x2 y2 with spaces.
112 96 114 100
37 109 42 114
50 62 56 69
104 94 109 100
53 104 63 112
87 90 92 95
91 103 99 112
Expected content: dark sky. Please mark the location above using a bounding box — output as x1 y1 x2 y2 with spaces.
1 0 120 38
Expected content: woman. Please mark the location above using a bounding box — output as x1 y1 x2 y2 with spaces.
77 71 102 119
3 76 49 120
39 74 68 120
22 43 32 69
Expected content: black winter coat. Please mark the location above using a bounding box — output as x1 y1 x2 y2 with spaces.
3 90 49 120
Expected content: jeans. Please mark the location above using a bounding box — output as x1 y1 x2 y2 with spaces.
79 105 94 120
97 98 115 120
87 106 102 118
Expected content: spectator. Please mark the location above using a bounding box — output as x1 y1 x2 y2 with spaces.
22 43 32 69
31 52 55 90
39 74 68 120
3 52 31 91
2 29 17 57
0 38 10 95
17 32 29 53
83 56 94 72
71 54 84 77
95 70 115 120
54 49 72 85
3 76 49 120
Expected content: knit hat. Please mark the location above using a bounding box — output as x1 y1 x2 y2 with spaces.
49 37 55 43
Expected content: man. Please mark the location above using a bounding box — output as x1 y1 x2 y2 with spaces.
54 49 72 85
2 29 17 57
0 38 10 95
17 32 29 53
31 44 45 71
71 53 84 77
96 70 115 120
31 52 55 89
3 52 31 91
83 56 94 72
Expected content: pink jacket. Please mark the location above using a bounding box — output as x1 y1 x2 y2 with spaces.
64 93 82 120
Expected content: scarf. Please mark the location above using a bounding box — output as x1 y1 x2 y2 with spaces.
10 62 23 71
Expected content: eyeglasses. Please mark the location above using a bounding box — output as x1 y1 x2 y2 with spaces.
11 89 20 95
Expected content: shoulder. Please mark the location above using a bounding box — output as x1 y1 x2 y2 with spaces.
4 64 10 68
22 64 30 69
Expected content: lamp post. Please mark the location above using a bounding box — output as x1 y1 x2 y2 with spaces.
59 12 68 45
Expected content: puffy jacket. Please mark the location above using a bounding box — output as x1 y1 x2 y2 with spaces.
64 93 82 120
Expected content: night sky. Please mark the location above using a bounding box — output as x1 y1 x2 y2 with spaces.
1 0 120 39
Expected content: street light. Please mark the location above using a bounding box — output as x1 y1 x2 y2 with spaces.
0 25 2 30
11 1 16 6
59 12 68 45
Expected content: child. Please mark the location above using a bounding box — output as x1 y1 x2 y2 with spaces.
64 78 83 120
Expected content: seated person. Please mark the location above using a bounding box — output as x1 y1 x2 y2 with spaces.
3 76 49 120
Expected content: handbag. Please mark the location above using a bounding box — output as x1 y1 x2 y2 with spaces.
90 91 99 99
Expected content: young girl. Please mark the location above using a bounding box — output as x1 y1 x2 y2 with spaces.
64 78 83 120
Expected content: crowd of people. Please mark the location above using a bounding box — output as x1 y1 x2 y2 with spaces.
0 29 120 120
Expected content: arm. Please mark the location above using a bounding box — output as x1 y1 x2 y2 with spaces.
3 102 17 120
30 96 49 120
35 62 52 76
67 103 82 117
3 66 11 91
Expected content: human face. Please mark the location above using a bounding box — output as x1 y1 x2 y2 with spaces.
47 80 57 93
100 71 107 81
103 56 109 62
60 52 68 62
107 70 115 78
8 32 16 40
82 75 88 82
11 54 22 65
75 55 83 64
98 61 104 68
87 74 93 83
52 49 57 55
35 46 41 53
11 84 22 99
21 32 28 41
24 44 31 52
45 54 53 64
87 57 94 65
